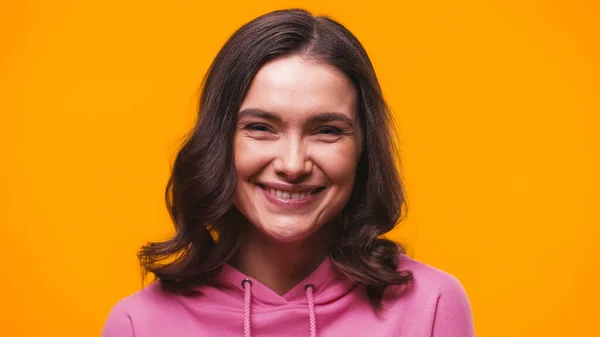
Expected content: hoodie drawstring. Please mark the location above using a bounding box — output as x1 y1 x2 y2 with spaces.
304 284 317 337
242 279 252 337
242 279 317 337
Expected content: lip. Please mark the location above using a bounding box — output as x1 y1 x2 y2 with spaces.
256 183 326 209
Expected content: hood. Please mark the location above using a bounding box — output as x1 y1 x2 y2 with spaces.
197 256 357 337
214 256 357 307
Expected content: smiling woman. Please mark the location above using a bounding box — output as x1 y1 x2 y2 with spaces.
233 56 361 247
102 8 475 337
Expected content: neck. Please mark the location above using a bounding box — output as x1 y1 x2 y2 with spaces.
231 223 333 296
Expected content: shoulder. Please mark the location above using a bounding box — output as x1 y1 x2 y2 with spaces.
385 253 473 311
101 282 178 337
106 281 175 315
396 253 469 298
390 254 475 336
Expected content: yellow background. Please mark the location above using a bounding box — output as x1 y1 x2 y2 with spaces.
2 0 598 336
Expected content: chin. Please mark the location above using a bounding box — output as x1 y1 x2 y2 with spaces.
258 221 316 243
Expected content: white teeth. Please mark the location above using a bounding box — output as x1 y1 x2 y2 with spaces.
263 187 316 200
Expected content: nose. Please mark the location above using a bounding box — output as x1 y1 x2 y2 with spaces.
273 137 313 182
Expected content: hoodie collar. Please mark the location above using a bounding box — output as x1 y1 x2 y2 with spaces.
217 256 357 307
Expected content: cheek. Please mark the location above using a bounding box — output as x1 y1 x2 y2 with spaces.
233 136 269 179
312 142 360 185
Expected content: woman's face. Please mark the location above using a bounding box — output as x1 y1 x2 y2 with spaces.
232 55 362 243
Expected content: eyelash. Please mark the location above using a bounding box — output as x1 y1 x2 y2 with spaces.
245 124 343 136
245 123 272 132
316 126 343 135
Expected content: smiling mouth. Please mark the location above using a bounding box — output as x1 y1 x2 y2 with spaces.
256 184 326 200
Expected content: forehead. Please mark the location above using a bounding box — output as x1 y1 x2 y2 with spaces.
239 55 358 122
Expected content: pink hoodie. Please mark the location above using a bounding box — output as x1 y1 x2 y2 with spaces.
102 254 475 337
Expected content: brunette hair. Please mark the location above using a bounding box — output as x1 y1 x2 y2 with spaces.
138 8 413 310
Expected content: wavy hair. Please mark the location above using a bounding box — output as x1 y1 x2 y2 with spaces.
138 8 413 310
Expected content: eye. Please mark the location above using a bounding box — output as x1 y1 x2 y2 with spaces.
316 126 343 135
242 123 277 140
245 123 272 132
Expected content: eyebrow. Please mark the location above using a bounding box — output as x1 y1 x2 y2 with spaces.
238 108 355 125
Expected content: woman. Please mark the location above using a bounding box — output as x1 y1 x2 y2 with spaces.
102 8 475 337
